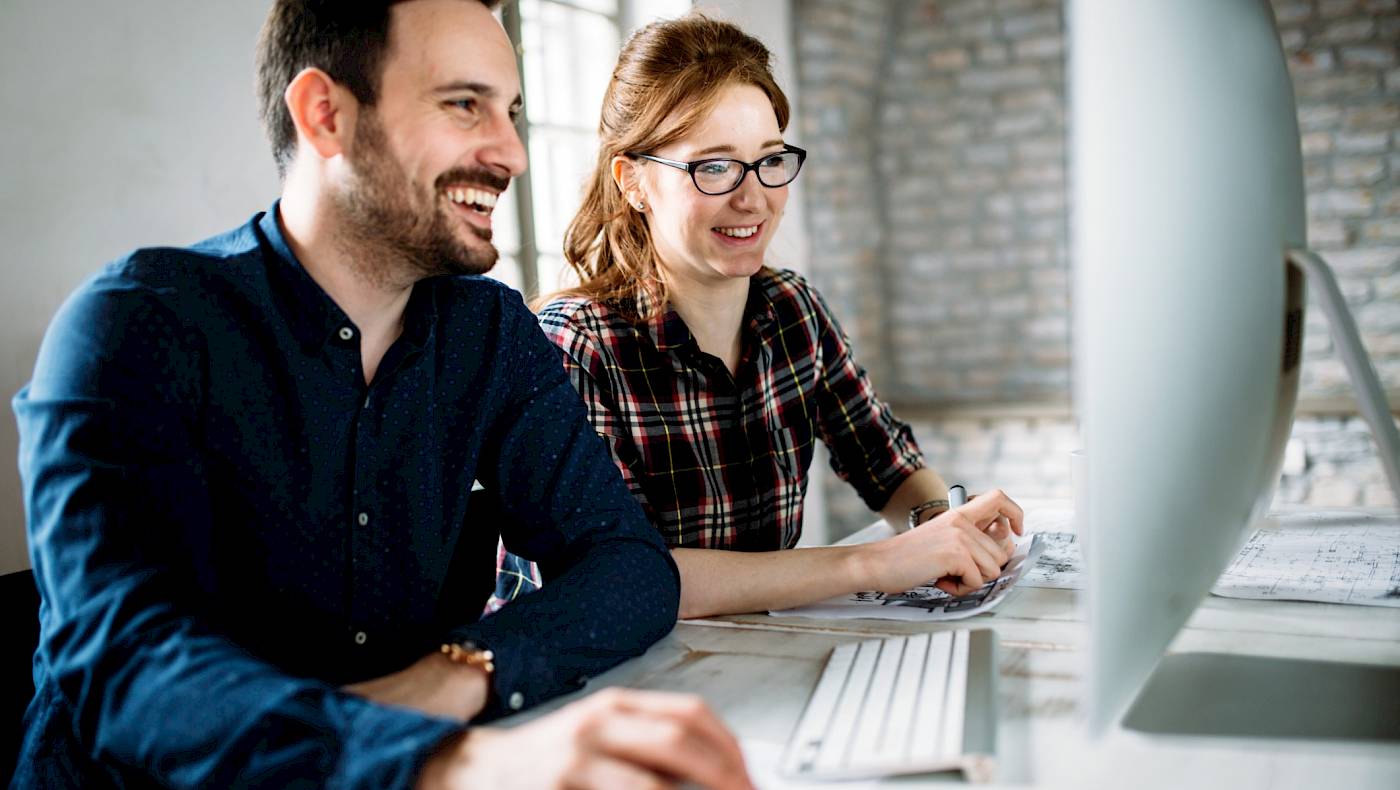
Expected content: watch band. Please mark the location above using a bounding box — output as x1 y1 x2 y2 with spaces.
907 498 951 530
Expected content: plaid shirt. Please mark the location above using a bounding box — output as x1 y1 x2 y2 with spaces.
489 269 923 607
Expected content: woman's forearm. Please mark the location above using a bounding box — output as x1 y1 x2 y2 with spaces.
672 545 872 619
673 488 1022 619
878 467 951 532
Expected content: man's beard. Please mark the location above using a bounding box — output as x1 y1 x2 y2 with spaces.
335 110 506 285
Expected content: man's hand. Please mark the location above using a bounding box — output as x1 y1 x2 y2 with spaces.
418 688 756 790
343 651 489 722
861 489 1024 596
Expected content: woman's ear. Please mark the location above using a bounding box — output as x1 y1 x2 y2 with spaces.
611 155 648 211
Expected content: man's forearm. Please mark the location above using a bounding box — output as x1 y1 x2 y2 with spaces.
449 530 679 719
344 652 492 722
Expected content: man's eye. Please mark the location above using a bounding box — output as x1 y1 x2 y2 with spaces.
449 98 478 113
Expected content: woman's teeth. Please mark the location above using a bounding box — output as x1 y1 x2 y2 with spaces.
715 225 759 238
447 187 498 214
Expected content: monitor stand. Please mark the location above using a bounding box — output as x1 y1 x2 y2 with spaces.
1124 252 1400 743
1286 247 1400 506
1122 652 1400 742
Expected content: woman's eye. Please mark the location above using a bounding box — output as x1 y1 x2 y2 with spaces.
698 162 731 176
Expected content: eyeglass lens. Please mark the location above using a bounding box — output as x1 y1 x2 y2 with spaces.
694 151 803 194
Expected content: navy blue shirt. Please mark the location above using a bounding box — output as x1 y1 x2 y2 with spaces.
12 205 680 788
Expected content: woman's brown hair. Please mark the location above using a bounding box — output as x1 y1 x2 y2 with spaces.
544 14 790 320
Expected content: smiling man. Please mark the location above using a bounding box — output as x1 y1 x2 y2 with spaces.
11 1 752 788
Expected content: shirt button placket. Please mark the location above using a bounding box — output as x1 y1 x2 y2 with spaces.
352 511 370 645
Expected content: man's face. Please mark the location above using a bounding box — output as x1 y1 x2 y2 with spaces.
338 0 527 279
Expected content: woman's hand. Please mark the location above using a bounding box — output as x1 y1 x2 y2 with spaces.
860 489 1025 596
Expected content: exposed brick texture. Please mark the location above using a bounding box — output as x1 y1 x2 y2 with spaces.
794 0 1399 537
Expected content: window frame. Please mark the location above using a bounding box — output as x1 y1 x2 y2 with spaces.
500 0 636 299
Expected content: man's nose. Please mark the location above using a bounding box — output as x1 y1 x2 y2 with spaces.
479 112 528 178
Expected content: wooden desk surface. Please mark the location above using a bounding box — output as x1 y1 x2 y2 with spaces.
502 509 1400 788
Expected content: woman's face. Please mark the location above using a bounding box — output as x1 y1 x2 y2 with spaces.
634 83 790 290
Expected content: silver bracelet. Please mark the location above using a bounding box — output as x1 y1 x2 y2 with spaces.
907 499 951 530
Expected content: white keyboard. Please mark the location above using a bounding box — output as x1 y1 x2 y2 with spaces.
781 629 997 783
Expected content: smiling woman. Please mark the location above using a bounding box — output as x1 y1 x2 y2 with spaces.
491 15 1024 621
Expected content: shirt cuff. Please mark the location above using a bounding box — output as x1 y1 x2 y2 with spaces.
332 699 466 790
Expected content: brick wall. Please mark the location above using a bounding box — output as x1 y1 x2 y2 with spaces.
797 0 1071 402
794 0 1400 537
1282 0 1400 392
793 0 898 386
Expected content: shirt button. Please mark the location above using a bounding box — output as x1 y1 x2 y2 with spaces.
354 630 367 645
338 326 354 341
508 691 524 710
357 512 369 526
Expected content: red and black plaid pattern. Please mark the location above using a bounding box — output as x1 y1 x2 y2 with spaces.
538 268 924 550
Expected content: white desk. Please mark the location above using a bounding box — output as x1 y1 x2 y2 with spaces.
502 509 1400 788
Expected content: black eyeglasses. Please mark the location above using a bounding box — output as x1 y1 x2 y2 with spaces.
626 144 807 196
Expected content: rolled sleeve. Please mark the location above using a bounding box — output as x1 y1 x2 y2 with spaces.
809 288 926 512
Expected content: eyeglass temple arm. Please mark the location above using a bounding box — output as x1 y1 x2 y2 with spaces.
630 153 692 171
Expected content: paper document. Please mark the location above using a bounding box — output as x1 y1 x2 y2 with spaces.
1212 511 1400 607
1016 509 1400 607
769 533 1045 622
1015 508 1083 590
1019 530 1084 590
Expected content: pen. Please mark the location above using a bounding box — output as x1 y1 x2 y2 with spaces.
948 484 967 509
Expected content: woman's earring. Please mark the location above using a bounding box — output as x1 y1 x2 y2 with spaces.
634 200 646 211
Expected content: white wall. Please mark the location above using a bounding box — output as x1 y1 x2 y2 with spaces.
0 1 822 573
0 2 280 573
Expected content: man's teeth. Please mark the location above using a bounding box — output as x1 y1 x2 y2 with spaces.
447 187 498 214
715 225 759 238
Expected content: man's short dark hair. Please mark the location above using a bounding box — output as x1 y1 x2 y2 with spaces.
256 0 502 177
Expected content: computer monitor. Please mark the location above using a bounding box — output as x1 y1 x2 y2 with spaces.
1070 0 1400 738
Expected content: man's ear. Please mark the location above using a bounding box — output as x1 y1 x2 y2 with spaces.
611 155 647 210
284 67 355 162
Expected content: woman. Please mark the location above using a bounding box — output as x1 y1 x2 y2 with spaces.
496 15 1022 619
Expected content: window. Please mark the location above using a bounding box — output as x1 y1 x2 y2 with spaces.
489 0 693 300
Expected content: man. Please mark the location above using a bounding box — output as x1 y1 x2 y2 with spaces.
12 1 753 787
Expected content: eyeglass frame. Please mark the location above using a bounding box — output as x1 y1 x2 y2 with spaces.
625 143 807 196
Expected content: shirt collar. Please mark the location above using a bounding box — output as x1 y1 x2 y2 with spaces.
635 273 779 356
256 200 438 355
